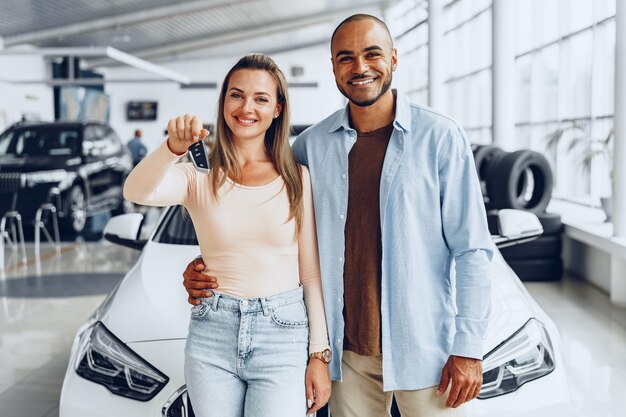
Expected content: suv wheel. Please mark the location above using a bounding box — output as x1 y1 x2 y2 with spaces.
63 185 88 234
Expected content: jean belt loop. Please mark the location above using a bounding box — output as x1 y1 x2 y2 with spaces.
211 292 221 311
260 297 269 316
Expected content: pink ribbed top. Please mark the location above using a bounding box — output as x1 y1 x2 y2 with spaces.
124 141 329 352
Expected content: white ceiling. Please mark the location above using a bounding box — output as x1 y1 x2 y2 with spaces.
0 0 407 65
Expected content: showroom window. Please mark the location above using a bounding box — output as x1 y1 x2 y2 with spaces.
387 0 429 105
442 0 492 144
514 0 616 205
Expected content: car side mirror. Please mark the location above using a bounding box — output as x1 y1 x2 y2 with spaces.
492 209 543 249
104 213 147 250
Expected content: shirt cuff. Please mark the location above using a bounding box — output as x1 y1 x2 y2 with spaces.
450 332 484 360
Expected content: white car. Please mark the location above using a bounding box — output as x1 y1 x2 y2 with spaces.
60 208 571 417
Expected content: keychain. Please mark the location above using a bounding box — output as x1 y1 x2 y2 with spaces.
188 140 209 174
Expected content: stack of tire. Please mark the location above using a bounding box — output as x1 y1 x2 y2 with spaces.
472 145 563 281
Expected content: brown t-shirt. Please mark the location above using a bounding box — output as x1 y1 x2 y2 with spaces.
343 123 393 356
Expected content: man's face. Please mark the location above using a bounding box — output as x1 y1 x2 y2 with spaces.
331 20 397 107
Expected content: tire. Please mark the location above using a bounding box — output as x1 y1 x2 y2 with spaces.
507 258 563 281
473 145 506 180
500 235 562 259
61 185 88 235
536 212 563 235
486 150 553 213
472 145 505 200
485 209 500 235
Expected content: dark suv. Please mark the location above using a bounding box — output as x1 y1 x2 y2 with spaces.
0 121 133 235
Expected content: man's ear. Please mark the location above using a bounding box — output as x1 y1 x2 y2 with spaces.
391 48 398 72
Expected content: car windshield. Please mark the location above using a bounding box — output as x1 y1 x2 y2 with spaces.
152 205 199 245
0 126 81 157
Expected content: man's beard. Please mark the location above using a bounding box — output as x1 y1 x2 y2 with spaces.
337 73 393 107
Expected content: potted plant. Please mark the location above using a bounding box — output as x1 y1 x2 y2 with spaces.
545 121 614 221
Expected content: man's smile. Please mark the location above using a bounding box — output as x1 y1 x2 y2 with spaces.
348 77 377 87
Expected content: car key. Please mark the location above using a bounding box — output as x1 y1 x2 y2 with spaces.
188 140 209 174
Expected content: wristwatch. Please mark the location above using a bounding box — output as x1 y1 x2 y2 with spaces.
309 349 332 364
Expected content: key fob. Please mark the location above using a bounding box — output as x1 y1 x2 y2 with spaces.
188 141 209 174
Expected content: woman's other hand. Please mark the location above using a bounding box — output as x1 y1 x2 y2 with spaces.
166 114 209 154
305 359 331 415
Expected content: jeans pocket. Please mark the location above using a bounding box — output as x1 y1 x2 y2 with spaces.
270 301 308 327
190 303 209 319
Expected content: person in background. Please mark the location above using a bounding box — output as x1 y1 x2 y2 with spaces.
126 129 147 165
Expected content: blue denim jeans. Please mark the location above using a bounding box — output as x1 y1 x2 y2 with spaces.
184 286 309 417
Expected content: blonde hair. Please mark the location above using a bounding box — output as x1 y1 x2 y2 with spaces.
209 54 303 234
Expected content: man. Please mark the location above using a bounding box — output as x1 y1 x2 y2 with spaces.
126 129 147 165
182 14 493 417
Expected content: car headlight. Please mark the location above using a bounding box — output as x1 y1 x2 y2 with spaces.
75 322 168 401
24 169 68 186
479 318 555 399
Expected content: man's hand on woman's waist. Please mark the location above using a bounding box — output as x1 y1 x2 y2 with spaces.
183 257 218 305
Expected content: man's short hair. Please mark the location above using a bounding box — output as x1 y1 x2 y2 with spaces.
330 14 393 48
134 129 142 137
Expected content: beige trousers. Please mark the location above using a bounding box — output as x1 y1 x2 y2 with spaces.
329 351 467 417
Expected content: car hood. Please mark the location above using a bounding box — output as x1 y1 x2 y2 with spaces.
100 242 200 343
0 155 79 172
101 242 547 354
483 250 549 352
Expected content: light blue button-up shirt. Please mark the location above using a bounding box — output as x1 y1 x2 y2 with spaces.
292 91 494 391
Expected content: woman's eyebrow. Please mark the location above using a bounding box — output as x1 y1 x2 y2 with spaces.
228 87 270 96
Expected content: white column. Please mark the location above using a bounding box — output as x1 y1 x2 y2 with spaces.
428 0 445 111
611 257 626 306
491 0 517 150
614 0 626 238
611 0 626 306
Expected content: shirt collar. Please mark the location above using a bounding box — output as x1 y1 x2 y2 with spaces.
327 89 412 134
328 104 352 133
393 90 412 132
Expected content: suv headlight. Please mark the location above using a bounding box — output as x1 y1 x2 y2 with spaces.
479 318 555 399
75 322 168 401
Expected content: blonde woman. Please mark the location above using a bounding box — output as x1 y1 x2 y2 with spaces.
123 54 331 417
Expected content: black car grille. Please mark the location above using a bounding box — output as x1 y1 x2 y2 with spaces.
163 387 196 417
0 173 25 193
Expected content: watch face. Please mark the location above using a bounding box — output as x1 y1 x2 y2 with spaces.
323 350 332 362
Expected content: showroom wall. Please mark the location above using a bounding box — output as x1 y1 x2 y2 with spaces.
102 44 345 151
0 52 54 132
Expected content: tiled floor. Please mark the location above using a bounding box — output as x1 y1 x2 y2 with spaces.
525 278 626 417
1 239 625 417
0 240 140 417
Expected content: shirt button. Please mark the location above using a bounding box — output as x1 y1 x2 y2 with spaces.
337 297 342 303
338 257 343 263
336 338 342 344
339 214 345 220
241 300 249 306
342 174 347 179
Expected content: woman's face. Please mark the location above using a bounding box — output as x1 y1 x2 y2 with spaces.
223 69 282 143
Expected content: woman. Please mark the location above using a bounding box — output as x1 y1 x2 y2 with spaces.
123 54 331 417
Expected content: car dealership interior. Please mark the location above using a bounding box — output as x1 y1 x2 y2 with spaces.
1 1 625 416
